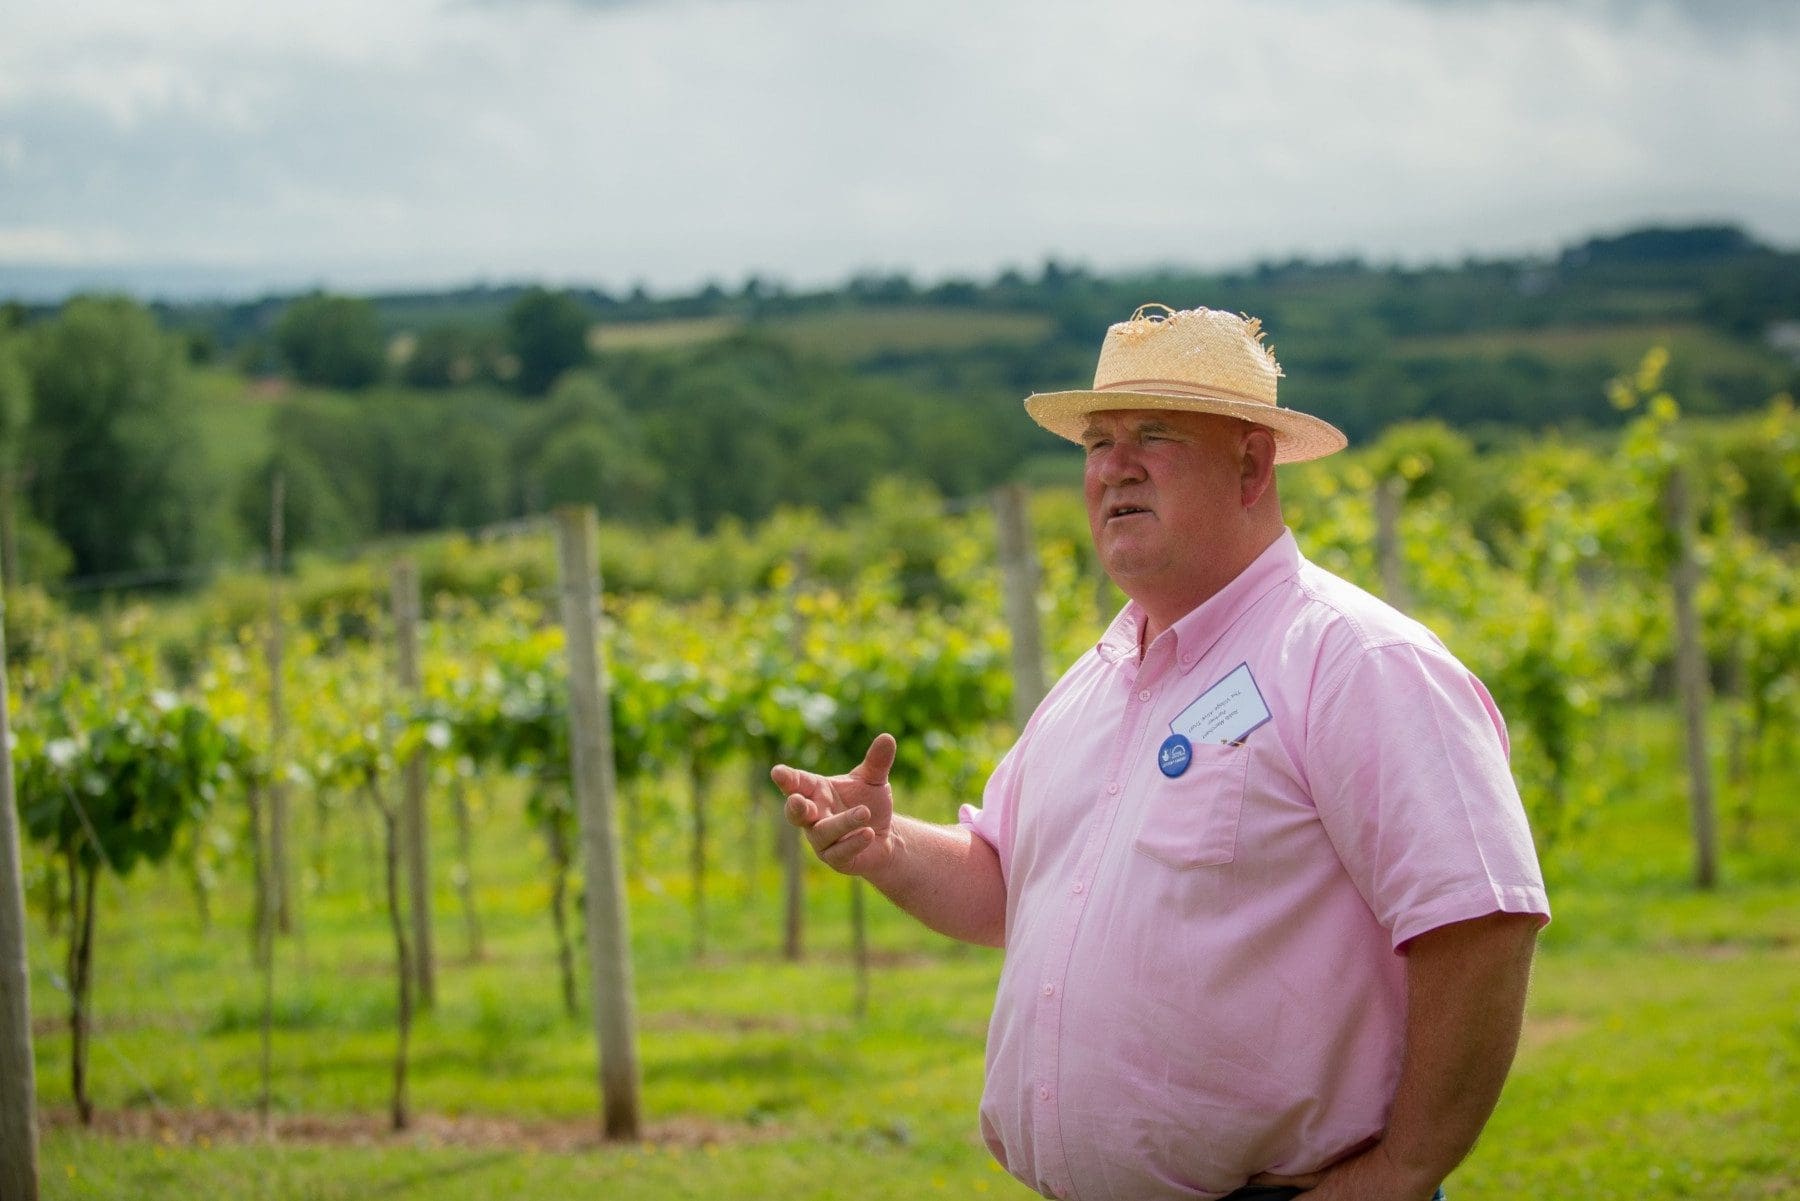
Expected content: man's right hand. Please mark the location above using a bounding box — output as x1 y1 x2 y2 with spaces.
771 733 898 878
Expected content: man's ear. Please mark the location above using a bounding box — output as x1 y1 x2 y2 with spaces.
1240 424 1277 508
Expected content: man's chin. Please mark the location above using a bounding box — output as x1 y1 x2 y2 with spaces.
1098 551 1160 591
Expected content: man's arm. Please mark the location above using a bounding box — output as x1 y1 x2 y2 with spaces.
856 814 1006 947
772 734 1007 948
1254 911 1540 1199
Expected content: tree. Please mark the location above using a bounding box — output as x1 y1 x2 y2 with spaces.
0 333 32 586
794 419 892 511
507 288 593 396
529 427 665 523
276 293 386 389
23 297 215 579
236 447 362 555
400 324 499 390
13 682 244 1124
515 372 662 520
269 392 516 537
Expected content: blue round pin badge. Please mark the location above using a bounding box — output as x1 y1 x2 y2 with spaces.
1158 733 1192 778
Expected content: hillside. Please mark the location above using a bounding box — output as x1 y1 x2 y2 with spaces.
6 223 1796 589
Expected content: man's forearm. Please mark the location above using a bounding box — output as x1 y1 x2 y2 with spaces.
1315 912 1540 1200
864 815 1007 948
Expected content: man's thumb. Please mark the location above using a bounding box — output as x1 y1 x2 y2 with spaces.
859 732 898 786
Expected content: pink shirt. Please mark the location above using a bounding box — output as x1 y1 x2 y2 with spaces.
959 529 1550 1200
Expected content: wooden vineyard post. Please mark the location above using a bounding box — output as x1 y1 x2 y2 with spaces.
390 560 435 1009
1095 571 1118 627
743 760 764 900
1375 475 1412 613
554 506 643 1141
0 579 41 1200
689 758 708 961
782 788 807 962
253 782 276 1131
377 795 413 1132
268 471 293 936
258 471 285 1131
992 483 1047 732
1667 464 1720 889
782 555 807 963
850 876 869 1022
450 773 484 962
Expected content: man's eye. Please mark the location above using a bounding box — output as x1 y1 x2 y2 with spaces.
1084 440 1110 454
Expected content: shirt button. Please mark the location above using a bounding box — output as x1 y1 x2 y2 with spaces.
1071 881 1084 894
1138 688 1152 701
1038 1085 1051 1101
1107 782 1120 795
1042 983 1055 997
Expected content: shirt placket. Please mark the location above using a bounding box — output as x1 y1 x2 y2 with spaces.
1029 646 1170 1200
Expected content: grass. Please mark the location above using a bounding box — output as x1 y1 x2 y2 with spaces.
764 307 1054 363
23 707 1800 1199
582 307 1055 361
190 367 280 487
1394 319 1790 381
589 317 744 353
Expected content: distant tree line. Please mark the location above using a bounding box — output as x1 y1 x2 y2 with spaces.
2 223 1794 591
0 293 1052 587
268 285 595 396
249 330 1034 551
0 297 212 585
118 222 1800 382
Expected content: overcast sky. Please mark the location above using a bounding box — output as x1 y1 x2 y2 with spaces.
2 0 1797 301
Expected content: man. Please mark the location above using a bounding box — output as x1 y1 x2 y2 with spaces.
772 305 1549 1200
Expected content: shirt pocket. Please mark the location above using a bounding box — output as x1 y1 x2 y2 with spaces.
1132 742 1249 869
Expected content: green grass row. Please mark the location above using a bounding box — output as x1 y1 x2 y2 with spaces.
23 705 1800 1199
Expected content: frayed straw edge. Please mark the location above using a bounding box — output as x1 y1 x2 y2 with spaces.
1111 305 1286 377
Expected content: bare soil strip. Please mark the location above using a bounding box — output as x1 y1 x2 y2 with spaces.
42 1105 779 1152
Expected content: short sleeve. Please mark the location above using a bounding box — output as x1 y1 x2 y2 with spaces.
959 737 1025 885
1306 639 1551 951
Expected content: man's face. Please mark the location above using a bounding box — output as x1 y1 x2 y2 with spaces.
1081 408 1249 601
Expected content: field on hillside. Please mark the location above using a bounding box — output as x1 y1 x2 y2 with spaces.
1395 320 1793 384
589 316 744 352
20 699 1800 1200
190 369 279 483
765 306 1054 362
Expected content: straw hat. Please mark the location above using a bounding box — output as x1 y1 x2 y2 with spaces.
1025 304 1347 463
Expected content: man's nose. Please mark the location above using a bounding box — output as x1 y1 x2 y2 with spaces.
1093 440 1147 486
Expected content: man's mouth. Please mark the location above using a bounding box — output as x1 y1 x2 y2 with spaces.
1107 503 1153 522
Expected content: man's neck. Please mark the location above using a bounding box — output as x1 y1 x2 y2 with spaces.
1133 524 1285 652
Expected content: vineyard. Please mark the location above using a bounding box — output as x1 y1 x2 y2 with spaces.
5 355 1800 1199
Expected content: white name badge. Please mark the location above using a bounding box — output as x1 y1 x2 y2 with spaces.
1172 663 1272 746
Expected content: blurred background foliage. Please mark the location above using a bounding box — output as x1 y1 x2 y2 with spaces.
0 221 1796 597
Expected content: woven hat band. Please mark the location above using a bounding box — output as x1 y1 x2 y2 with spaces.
1094 379 1276 409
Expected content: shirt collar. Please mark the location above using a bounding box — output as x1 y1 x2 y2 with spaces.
1095 528 1303 671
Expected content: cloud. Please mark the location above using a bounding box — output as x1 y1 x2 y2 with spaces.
1 0 1796 299
1401 0 1798 31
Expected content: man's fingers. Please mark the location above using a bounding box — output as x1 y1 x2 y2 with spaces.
783 793 818 829
805 805 871 850
771 763 819 797
790 801 876 874
854 733 898 787
818 827 876 873
774 762 838 809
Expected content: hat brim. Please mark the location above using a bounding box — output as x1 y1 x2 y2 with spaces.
1024 389 1347 465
